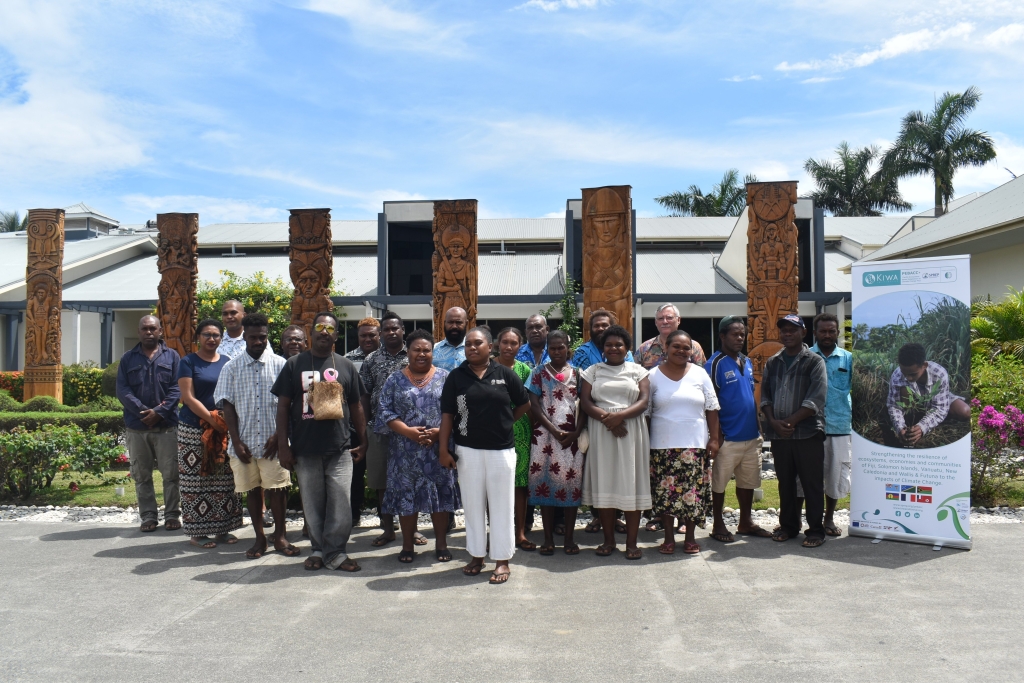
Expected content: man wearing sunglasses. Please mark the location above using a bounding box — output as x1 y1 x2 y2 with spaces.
272 312 367 572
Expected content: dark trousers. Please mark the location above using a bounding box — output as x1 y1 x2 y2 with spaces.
350 454 366 519
773 435 825 540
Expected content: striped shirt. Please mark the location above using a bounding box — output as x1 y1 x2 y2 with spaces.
759 344 828 440
886 362 960 435
214 347 286 458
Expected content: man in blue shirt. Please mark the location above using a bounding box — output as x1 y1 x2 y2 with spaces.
705 316 771 542
433 307 467 371
515 314 550 368
806 313 852 537
116 315 181 533
571 309 634 370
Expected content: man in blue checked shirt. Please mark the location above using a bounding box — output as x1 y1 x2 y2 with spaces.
515 314 550 368
433 307 468 371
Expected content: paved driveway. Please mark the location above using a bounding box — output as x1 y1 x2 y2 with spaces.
1 522 1020 682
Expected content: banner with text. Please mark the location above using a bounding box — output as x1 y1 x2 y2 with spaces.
850 255 972 549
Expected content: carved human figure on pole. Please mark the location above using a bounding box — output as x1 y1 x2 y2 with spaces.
23 209 65 401
431 200 478 338
288 208 333 339
581 186 633 339
156 213 199 360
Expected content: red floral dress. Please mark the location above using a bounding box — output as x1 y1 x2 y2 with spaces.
525 364 584 507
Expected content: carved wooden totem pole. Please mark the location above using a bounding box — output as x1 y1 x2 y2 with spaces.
156 213 199 360
288 208 334 340
23 209 65 402
581 186 633 340
745 181 799 397
431 200 478 339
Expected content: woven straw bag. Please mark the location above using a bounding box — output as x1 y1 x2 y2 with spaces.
310 355 346 421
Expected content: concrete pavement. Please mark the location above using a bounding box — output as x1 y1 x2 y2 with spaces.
1 522 1021 682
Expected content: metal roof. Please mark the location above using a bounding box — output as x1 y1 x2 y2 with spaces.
636 251 731 294
478 218 563 242
0 234 154 290
63 203 119 225
823 216 908 246
824 250 854 292
636 216 737 240
863 176 1024 261
478 252 563 296
198 220 377 245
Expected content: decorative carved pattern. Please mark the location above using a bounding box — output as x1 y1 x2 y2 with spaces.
581 186 633 340
156 213 199 360
288 208 333 340
745 181 799 395
432 200 478 339
24 209 65 402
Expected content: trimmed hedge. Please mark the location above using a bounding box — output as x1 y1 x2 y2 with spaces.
0 412 124 435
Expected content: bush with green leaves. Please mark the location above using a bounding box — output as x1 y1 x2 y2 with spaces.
0 389 123 435
101 360 120 397
0 424 124 500
62 362 104 406
540 276 583 351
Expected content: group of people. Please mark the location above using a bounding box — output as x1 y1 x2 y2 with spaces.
116 297 854 584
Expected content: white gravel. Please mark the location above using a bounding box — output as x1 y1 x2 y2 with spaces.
1 504 1021 526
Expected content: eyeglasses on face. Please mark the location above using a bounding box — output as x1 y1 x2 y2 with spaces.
314 323 336 334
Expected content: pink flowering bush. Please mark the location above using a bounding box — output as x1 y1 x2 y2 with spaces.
972 400 1024 504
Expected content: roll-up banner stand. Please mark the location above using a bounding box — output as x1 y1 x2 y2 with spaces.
849 255 972 550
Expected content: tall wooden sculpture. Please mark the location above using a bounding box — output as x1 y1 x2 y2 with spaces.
581 186 633 340
156 213 199 360
23 209 65 402
745 181 799 396
289 208 334 339
431 200 478 339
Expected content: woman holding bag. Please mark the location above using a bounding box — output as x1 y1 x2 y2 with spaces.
526 330 587 555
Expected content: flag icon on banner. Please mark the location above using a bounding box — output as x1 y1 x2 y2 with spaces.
885 484 900 493
901 485 916 493
911 495 933 504
886 492 900 500
918 486 933 495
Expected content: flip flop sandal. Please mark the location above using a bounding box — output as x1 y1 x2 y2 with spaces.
413 533 429 546
595 544 615 557
435 548 453 562
646 520 663 532
516 539 537 551
824 525 843 537
554 524 566 536
398 550 415 563
275 543 301 557
584 519 602 533
682 541 701 554
489 570 510 585
771 529 794 542
462 563 484 576
658 542 675 555
802 536 825 548
164 519 181 531
371 533 396 547
246 545 267 559
737 527 773 538
337 559 361 572
539 544 555 556
564 544 580 555
625 548 643 560
140 521 158 533
614 520 628 534
304 556 324 571
217 533 240 544
189 537 217 549
710 531 736 543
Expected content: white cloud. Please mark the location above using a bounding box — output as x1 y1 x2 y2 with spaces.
722 74 762 82
776 23 973 72
801 76 841 84
306 0 464 54
515 0 599 11
983 23 1024 47
121 194 287 223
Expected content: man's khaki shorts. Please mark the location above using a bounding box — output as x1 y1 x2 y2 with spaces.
229 455 292 493
712 437 763 493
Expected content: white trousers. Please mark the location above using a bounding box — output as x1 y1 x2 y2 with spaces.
457 445 516 561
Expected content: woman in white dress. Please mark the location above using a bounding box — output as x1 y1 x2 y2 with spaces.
580 325 651 560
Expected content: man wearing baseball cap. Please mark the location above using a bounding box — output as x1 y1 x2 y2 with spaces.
759 314 829 547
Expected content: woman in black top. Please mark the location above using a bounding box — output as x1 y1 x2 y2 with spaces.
440 327 531 585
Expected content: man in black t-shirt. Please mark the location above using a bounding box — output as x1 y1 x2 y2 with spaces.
272 312 366 572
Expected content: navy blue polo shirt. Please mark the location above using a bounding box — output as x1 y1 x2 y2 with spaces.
704 351 760 442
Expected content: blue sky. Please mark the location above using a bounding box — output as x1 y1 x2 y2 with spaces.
1 0 1023 224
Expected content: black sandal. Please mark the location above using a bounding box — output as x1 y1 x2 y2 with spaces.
435 548 453 562
398 549 415 563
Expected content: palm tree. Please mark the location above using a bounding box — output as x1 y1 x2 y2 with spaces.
0 210 28 233
655 169 757 217
880 86 997 216
804 142 911 216
971 287 1024 360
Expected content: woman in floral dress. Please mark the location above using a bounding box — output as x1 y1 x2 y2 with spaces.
494 327 536 551
647 330 720 555
377 329 461 563
526 330 587 555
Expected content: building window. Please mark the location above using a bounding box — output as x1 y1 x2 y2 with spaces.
387 222 434 295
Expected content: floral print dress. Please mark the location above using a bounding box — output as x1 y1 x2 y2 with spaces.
526 364 584 507
375 369 461 516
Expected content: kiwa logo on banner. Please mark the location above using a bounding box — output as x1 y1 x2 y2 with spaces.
862 267 957 288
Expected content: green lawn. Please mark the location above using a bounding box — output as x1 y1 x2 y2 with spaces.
721 479 850 511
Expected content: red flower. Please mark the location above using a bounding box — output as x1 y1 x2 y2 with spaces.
572 487 582 501
555 488 567 502
549 461 561 475
535 483 551 498
530 461 542 474
565 467 577 481
69 482 79 492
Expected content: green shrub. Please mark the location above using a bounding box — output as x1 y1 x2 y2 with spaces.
0 412 124 435
972 354 1024 408
0 372 23 401
101 360 119 397
0 424 124 500
20 395 70 413
0 390 21 413
62 362 104 406
73 395 122 413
